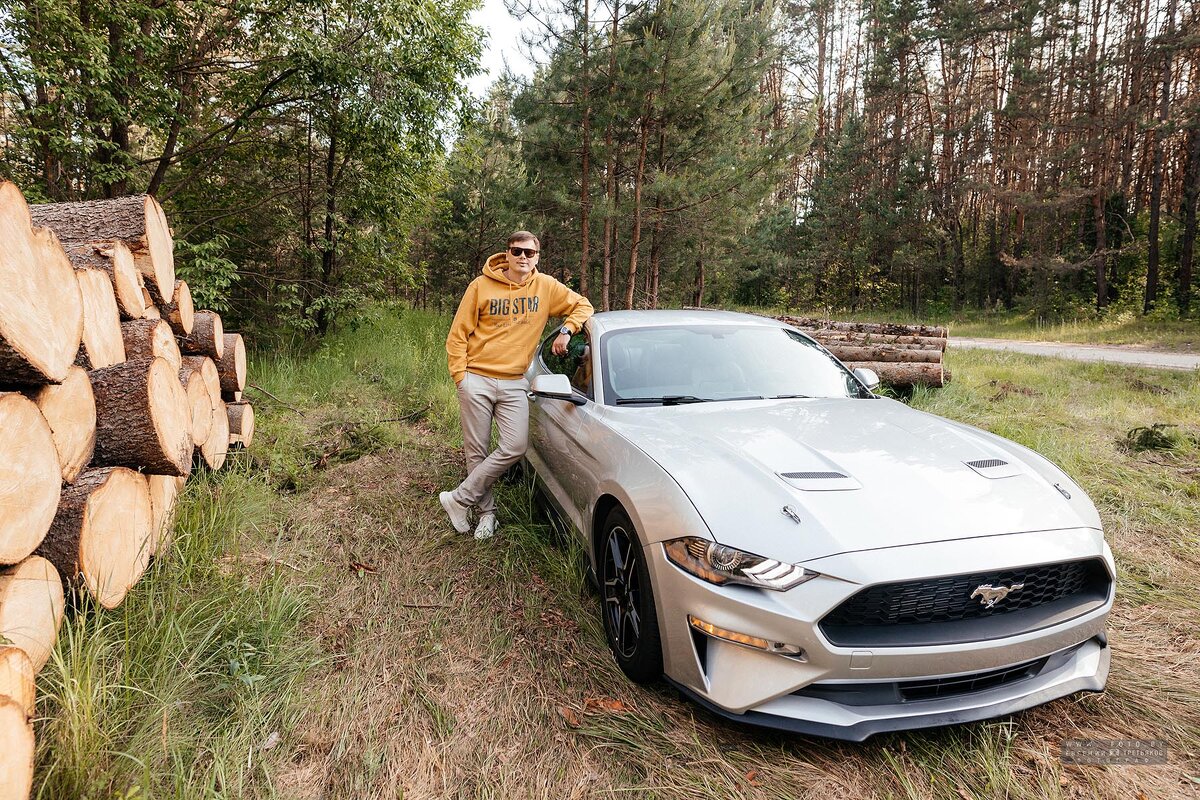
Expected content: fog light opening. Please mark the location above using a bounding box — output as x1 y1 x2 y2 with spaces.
687 615 806 660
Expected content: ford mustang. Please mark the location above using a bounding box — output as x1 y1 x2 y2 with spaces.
524 309 1112 740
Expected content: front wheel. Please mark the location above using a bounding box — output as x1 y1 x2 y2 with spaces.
599 506 662 684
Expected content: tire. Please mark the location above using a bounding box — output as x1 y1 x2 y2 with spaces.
598 506 663 684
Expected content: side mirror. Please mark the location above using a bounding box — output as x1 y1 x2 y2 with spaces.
531 373 586 406
852 367 881 392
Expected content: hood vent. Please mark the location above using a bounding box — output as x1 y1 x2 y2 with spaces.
964 458 1022 479
781 471 847 480
778 470 860 492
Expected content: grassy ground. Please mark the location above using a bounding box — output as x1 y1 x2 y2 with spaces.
33 307 1200 798
744 306 1200 350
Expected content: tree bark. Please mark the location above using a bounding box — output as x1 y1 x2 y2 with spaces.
121 319 181 371
0 394 62 565
847 360 947 388
624 96 652 310
823 344 943 363
1179 120 1198 314
0 183 84 385
1143 0 1177 314
28 194 175 306
20 366 96 484
178 311 224 360
777 316 948 338
89 357 193 476
578 0 591 298
0 555 64 672
35 467 152 610
803 329 946 349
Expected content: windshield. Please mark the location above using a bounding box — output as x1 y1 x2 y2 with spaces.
600 325 866 405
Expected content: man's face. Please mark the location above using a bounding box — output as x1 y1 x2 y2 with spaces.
504 239 539 280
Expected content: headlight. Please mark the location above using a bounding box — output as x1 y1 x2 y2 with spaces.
663 537 818 591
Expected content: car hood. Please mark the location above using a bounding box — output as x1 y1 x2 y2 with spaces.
598 397 1101 564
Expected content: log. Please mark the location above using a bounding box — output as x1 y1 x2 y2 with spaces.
779 316 948 339
217 333 246 394
0 646 34 718
29 194 175 306
36 467 152 610
824 344 943 364
90 357 193 476
179 363 213 447
121 318 181 371
74 268 126 370
160 280 194 337
178 310 223 360
0 697 34 800
0 394 62 565
850 361 947 388
0 182 84 384
0 555 65 672
222 390 243 403
148 475 185 557
227 401 255 449
199 397 229 470
21 366 96 483
805 329 947 350
64 242 145 320
142 304 161 320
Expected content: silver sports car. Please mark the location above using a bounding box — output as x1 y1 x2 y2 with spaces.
524 309 1112 740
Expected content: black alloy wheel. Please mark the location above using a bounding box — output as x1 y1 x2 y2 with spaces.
599 506 662 683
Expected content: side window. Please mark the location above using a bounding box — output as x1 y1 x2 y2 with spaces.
541 330 593 397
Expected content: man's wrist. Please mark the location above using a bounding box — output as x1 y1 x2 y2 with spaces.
558 326 572 337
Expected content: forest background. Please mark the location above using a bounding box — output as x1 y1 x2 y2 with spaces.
0 0 1196 339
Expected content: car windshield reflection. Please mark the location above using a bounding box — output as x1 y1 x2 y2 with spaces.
600 325 863 406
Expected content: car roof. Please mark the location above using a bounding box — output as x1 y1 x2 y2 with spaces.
587 309 790 337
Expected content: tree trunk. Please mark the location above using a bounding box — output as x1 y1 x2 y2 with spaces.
217 333 247 394
1179 121 1198 314
198 396 229 470
63 242 145 320
1143 0 1177 314
0 697 34 799
74 268 126 370
179 363 214 447
89 357 193 476
227 401 255 449
159 280 195 337
847 360 947 388
0 555 64 672
804 329 946 349
0 394 60 566
147 474 185 557
121 319 181 371
35 467 152 610
20 367 96 484
0 646 34 718
0 183 84 385
624 97 652 310
777 316 948 338
28 194 175 306
578 0 591 297
177 310 224 360
823 344 943 363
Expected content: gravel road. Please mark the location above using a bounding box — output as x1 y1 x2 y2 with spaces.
950 338 1200 371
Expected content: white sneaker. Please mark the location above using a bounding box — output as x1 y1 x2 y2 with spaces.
474 513 497 540
439 491 471 533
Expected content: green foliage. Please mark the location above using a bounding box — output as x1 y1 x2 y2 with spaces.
175 235 240 312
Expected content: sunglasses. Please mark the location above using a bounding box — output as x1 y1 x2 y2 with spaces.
509 247 539 258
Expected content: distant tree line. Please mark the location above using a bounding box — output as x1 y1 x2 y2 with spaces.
417 0 1199 320
0 0 479 337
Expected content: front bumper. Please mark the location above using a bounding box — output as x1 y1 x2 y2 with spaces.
645 528 1113 740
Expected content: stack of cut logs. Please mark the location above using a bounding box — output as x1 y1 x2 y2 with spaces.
0 182 254 797
776 316 950 388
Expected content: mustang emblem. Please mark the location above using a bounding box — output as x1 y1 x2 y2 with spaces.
971 583 1025 608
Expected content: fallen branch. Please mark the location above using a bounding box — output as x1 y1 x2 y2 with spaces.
246 383 305 416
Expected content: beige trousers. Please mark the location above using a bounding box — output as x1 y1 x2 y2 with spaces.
451 372 529 515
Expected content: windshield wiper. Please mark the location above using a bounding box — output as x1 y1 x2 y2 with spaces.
615 395 709 406
770 393 812 399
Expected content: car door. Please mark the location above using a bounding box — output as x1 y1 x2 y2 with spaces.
527 323 605 534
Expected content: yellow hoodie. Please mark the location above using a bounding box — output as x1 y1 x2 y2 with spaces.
446 253 594 383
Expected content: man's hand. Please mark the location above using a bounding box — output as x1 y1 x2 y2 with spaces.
552 331 571 356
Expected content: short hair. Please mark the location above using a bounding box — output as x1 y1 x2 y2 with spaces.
507 230 540 250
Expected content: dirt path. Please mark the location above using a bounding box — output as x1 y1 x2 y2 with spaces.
950 338 1200 371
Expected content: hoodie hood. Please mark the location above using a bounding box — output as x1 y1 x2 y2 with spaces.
484 252 538 287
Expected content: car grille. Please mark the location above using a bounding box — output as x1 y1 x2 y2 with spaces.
897 656 1048 701
819 559 1111 647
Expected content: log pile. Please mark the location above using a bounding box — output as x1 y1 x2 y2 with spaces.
0 182 256 792
776 316 951 388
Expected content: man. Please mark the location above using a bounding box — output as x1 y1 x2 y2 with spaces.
441 231 594 539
